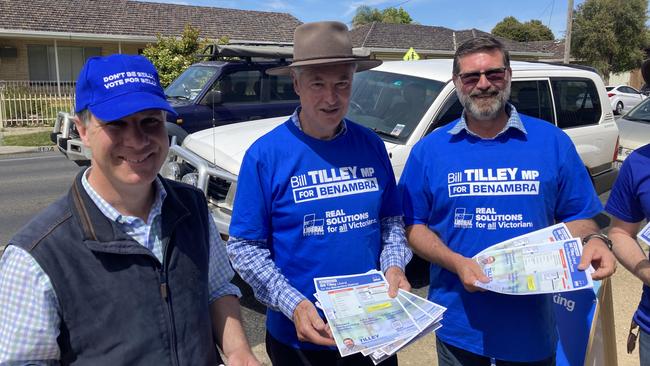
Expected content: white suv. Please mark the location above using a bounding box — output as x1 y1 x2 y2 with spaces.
162 59 620 235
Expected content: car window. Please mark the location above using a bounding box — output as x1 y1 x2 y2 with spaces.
165 66 219 101
347 70 444 143
269 74 299 101
211 70 262 104
605 86 614 92
624 99 650 122
427 93 463 135
551 78 602 128
509 80 554 123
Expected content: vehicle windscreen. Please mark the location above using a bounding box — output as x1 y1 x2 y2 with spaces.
624 98 650 122
605 86 614 91
347 70 445 144
165 66 218 101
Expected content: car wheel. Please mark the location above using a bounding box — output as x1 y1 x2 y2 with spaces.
615 101 624 115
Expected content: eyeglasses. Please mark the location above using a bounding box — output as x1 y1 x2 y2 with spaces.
456 67 507 86
627 320 639 354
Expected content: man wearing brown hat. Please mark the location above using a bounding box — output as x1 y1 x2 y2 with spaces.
227 21 412 366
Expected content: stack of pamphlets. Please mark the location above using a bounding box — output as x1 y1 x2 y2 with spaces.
472 223 594 295
313 271 445 364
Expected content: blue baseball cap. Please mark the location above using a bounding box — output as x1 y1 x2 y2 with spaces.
75 54 177 122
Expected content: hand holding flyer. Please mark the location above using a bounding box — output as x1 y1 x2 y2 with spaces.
472 224 594 295
313 271 446 363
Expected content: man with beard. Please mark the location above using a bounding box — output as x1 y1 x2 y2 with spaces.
398 36 616 365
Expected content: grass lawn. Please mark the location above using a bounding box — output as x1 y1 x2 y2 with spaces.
2 131 54 146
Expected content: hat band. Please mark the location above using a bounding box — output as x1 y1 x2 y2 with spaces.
292 54 358 62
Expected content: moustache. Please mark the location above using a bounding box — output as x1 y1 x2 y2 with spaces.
469 89 500 98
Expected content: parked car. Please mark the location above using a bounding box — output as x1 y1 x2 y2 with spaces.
51 44 300 165
162 59 620 238
606 84 647 115
615 97 650 162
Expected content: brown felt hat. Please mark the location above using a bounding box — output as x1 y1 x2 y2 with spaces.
266 21 382 76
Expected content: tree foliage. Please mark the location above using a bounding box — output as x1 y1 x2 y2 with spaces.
571 0 648 81
142 24 228 87
491 16 555 42
352 5 413 28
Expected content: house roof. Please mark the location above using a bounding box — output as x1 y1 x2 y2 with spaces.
350 22 559 58
0 0 301 43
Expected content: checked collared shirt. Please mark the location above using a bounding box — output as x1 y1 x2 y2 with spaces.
0 169 240 364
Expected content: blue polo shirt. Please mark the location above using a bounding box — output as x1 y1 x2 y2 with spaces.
229 118 401 349
606 143 650 334
399 110 601 361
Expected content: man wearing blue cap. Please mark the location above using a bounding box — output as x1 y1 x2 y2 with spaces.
0 54 260 366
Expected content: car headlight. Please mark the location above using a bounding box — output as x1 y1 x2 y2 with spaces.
181 172 199 187
161 161 181 181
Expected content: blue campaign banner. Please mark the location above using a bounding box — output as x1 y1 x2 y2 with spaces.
555 280 601 366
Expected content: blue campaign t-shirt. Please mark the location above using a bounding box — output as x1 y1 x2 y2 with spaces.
399 115 602 362
230 118 401 349
605 143 650 334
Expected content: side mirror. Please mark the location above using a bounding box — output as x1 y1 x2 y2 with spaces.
200 90 222 106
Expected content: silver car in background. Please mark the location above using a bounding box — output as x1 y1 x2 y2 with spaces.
616 97 650 162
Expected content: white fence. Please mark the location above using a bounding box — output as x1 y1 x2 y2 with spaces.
0 81 76 128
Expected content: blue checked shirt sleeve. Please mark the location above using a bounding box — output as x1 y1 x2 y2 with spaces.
0 245 60 365
207 217 241 302
379 216 412 273
227 237 306 320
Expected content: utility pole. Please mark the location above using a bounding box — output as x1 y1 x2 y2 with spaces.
564 0 574 64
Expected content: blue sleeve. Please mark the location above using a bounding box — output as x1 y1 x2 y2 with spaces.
606 155 645 223
554 141 603 222
398 143 433 226
229 148 271 239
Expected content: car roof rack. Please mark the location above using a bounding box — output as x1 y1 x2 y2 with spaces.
195 44 294 63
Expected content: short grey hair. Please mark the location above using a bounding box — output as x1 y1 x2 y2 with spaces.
76 109 93 126
452 36 510 75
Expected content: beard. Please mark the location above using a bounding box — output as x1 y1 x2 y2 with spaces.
457 82 511 121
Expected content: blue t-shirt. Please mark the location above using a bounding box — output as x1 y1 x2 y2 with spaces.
399 115 602 361
605 143 650 333
229 118 401 349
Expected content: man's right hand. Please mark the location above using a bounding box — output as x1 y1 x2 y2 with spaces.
453 255 490 292
293 300 336 346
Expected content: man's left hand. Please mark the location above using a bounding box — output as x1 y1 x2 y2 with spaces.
385 266 411 297
578 239 617 280
225 348 261 366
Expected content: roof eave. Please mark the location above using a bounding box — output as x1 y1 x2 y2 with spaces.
354 47 553 58
0 28 157 43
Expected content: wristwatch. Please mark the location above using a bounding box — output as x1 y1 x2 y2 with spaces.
583 233 613 251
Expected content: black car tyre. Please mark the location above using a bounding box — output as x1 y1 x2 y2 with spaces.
615 101 624 115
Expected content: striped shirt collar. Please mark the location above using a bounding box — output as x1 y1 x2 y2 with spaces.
290 107 347 140
448 103 527 139
81 167 166 226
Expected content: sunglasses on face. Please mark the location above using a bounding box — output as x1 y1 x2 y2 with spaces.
456 67 507 86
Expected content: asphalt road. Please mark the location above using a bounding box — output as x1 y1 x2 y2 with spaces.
0 151 83 247
0 151 643 365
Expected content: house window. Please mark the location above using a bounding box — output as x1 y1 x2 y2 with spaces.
27 45 101 81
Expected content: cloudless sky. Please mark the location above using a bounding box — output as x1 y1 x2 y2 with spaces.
141 0 595 39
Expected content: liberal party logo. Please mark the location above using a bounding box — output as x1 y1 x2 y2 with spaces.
303 213 324 236
453 208 473 229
